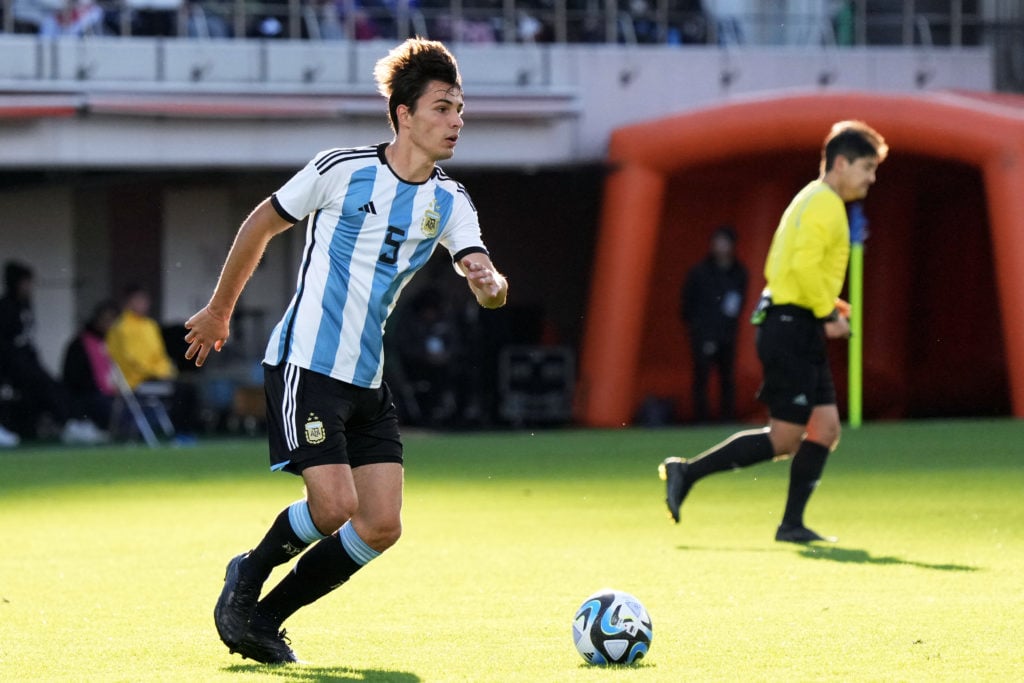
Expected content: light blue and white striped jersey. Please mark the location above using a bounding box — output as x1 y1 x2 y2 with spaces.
264 143 488 388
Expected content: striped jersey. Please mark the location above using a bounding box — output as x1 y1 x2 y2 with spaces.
264 142 488 388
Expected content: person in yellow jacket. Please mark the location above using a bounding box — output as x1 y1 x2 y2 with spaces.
107 286 177 390
659 120 887 544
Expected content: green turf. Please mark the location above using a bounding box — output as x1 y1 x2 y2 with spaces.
1 419 1022 682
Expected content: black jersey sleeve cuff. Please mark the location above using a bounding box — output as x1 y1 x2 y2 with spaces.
452 246 489 264
270 194 299 224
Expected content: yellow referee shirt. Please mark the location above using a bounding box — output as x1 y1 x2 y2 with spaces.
763 180 849 319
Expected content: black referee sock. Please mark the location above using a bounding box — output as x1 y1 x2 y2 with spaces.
253 532 362 629
686 429 776 481
242 507 312 584
781 440 830 528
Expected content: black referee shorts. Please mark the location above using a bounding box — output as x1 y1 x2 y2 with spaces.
755 305 836 425
264 363 403 475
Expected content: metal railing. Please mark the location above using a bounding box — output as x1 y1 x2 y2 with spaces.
0 0 1001 46
2 0 1022 92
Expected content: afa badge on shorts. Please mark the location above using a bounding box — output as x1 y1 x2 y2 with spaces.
304 413 326 445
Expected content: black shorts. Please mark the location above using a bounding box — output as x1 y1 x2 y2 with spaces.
264 363 403 475
755 305 836 424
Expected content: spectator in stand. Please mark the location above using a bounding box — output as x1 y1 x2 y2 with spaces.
12 0 103 35
54 0 105 35
127 0 181 35
11 0 61 34
62 300 121 432
106 284 200 438
624 0 659 43
567 0 605 43
0 261 107 444
185 0 231 37
106 285 177 390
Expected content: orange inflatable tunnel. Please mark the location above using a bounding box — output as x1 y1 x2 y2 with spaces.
579 91 1024 427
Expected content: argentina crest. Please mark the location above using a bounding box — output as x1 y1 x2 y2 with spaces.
420 199 441 238
304 413 326 445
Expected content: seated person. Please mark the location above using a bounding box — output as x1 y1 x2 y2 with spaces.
106 286 178 389
62 300 120 431
0 261 106 444
107 285 198 437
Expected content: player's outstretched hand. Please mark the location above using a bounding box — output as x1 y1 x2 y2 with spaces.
184 305 230 367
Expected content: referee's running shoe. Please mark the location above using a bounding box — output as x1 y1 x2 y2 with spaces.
233 623 298 664
658 457 693 524
775 523 838 544
215 552 262 648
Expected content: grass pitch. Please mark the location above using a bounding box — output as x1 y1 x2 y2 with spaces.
1 419 1022 682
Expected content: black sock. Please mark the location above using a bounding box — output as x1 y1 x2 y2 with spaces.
781 440 830 527
243 507 312 583
686 429 776 481
253 533 363 629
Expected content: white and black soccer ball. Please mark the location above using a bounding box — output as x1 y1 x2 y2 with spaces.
572 588 653 665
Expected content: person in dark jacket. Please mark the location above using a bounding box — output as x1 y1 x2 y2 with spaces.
680 225 748 422
62 300 121 430
0 260 106 443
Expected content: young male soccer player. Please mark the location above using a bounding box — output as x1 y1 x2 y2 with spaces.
659 120 887 543
183 38 508 664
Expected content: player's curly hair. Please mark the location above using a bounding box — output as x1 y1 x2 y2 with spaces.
821 120 888 172
374 38 462 133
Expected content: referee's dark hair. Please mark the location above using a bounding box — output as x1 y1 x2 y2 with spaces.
374 37 462 133
821 120 888 173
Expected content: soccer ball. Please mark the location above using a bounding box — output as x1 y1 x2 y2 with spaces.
572 589 653 665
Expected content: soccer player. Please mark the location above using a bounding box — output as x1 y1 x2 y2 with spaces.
183 38 508 664
659 120 887 543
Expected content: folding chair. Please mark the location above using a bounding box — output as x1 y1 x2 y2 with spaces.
109 365 175 447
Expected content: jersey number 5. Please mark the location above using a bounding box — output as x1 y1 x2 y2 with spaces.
378 225 407 265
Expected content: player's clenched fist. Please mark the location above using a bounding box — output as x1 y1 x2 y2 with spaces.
465 261 498 293
460 256 507 309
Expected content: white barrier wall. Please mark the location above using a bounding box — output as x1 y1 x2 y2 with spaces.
0 38 994 169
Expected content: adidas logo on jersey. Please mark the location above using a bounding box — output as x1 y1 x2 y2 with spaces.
358 201 377 214
792 394 809 406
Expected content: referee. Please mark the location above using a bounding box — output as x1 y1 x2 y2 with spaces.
184 38 507 663
660 120 887 543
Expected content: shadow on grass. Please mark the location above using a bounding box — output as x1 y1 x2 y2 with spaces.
675 544 980 572
224 664 419 682
576 660 657 672
794 545 981 572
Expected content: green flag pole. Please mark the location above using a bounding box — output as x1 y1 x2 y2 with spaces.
847 203 867 428
848 243 864 428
